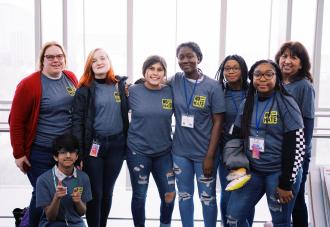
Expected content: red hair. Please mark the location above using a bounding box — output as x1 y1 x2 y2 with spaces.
78 48 117 88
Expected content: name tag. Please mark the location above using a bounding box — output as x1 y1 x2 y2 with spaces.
89 140 100 157
249 136 265 159
181 114 194 128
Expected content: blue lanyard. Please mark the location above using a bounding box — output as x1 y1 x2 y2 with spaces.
230 90 245 113
183 77 198 115
255 94 274 136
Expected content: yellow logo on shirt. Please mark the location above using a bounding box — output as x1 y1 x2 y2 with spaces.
193 95 206 108
162 99 172 110
66 86 76 96
263 111 278 124
114 92 121 103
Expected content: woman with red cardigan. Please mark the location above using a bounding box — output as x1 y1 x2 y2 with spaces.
9 41 78 227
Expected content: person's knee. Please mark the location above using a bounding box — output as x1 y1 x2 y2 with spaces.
164 191 176 203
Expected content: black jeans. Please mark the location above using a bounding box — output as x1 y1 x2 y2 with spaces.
84 133 126 227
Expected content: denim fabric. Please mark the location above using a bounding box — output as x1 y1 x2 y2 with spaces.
218 154 254 227
173 154 218 227
127 149 175 227
27 144 56 227
84 133 126 227
227 169 302 227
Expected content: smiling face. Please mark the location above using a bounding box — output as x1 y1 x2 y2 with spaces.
91 49 111 79
177 46 200 77
54 150 78 172
253 63 276 96
278 49 302 80
144 62 165 89
224 59 242 88
42 45 66 78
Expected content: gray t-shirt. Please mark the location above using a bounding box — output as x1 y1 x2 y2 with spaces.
127 84 173 156
170 73 226 161
94 82 123 136
234 92 304 173
222 89 247 144
284 78 315 119
36 168 92 227
34 74 75 147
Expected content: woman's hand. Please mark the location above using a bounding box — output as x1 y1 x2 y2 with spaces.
15 156 31 174
203 156 214 177
276 187 294 204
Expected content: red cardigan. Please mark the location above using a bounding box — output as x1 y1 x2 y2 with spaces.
9 70 78 160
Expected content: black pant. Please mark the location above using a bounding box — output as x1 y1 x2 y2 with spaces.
84 133 126 227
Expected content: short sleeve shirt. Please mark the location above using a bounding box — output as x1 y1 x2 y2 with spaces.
170 73 226 161
36 167 92 227
284 78 315 119
234 92 304 173
127 84 173 156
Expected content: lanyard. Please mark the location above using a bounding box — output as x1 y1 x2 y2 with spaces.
183 77 198 115
230 90 245 113
255 94 274 136
52 168 77 190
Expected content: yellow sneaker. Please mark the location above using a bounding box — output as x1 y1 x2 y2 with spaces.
225 174 251 191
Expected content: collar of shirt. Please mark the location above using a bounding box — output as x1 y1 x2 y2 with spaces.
54 165 77 182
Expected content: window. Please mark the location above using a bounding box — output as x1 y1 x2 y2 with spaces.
0 0 35 100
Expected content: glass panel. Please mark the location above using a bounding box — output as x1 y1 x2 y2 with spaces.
291 0 316 59
176 0 221 78
66 0 85 79
41 0 63 43
318 0 330 108
84 0 127 77
0 0 35 100
226 0 272 67
133 0 176 83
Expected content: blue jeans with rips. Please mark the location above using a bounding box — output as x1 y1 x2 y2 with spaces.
218 153 255 227
84 133 126 227
173 154 218 227
227 169 302 227
126 149 175 227
27 144 56 227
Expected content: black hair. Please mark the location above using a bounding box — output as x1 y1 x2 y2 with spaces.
142 55 167 77
241 59 295 139
52 133 79 156
134 77 145 84
215 54 249 90
176 41 203 63
274 41 313 83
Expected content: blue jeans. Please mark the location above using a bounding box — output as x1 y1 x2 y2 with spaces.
84 133 126 227
27 144 56 227
227 169 302 227
127 149 175 227
173 154 218 227
218 153 254 227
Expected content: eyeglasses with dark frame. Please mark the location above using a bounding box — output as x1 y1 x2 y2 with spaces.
44 54 64 61
253 71 275 80
224 67 241 73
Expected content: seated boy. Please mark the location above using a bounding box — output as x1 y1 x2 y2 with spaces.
36 133 92 227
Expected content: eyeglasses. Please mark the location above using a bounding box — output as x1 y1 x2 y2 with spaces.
224 67 240 72
253 71 275 80
44 54 64 61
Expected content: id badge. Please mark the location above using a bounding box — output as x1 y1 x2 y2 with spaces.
249 136 265 159
181 114 194 128
114 91 121 102
89 140 100 157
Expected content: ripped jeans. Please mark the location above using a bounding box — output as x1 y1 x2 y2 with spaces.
127 149 176 227
172 154 218 227
227 169 302 227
